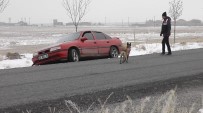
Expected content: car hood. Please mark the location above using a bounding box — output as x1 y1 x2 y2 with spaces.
36 44 59 52
36 41 76 52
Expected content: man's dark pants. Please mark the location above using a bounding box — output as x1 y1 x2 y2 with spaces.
162 35 171 54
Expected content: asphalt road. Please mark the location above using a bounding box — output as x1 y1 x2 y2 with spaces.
0 49 203 109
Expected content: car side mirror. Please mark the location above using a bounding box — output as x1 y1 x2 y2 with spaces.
81 37 88 42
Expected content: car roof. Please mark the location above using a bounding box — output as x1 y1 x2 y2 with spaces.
80 31 102 33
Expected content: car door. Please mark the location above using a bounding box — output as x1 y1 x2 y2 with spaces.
93 31 111 56
79 31 99 57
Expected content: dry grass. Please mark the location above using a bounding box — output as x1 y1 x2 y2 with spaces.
6 52 21 60
180 42 187 46
18 88 202 113
135 45 146 51
60 89 199 113
22 109 32 113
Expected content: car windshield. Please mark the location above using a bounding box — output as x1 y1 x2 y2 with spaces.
57 32 80 43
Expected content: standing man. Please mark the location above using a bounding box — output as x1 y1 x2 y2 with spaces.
160 12 172 55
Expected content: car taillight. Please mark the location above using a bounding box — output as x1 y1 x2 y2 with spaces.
50 46 61 52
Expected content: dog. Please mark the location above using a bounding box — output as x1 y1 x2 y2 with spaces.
120 42 131 64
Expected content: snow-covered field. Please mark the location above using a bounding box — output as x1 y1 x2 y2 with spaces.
0 34 59 50
130 42 203 56
1 32 203 49
1 42 203 70
112 32 203 43
1 26 203 69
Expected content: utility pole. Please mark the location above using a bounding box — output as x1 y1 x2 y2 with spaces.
128 17 130 26
104 17 106 25
122 19 123 27
202 8 203 25
8 17 11 23
29 18 31 25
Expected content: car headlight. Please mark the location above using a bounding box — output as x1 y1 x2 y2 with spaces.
50 46 61 52
33 52 38 56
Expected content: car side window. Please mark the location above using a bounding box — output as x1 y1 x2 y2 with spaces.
93 32 106 40
83 32 94 40
104 34 111 39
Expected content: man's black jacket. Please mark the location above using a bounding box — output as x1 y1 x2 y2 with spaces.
161 16 171 36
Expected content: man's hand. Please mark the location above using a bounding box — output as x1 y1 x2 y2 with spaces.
160 33 162 36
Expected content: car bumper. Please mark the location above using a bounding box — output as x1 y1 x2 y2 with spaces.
32 50 67 65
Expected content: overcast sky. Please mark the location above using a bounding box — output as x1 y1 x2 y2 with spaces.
0 0 203 24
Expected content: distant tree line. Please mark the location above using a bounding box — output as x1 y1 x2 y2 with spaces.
175 19 202 26
132 19 203 27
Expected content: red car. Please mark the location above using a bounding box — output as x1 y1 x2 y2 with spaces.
32 31 122 65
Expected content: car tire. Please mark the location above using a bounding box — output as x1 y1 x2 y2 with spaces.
68 49 80 62
109 46 119 58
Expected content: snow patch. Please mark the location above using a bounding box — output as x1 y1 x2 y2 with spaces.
130 42 203 56
0 54 33 69
199 109 203 113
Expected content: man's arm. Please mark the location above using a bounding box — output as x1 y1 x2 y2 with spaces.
160 25 163 36
167 18 171 36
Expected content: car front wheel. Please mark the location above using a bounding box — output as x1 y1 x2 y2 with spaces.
68 49 79 62
110 46 119 58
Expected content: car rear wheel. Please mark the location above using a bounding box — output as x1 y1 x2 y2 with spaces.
110 46 119 58
68 49 79 62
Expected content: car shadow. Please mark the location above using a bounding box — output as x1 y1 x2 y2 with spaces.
34 57 110 66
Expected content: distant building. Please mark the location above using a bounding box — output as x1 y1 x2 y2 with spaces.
16 21 28 26
53 19 63 26
0 21 28 26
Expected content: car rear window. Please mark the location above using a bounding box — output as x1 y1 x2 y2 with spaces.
93 32 106 40
57 32 80 43
104 34 111 39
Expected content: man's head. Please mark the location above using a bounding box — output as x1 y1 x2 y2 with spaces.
162 12 167 19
